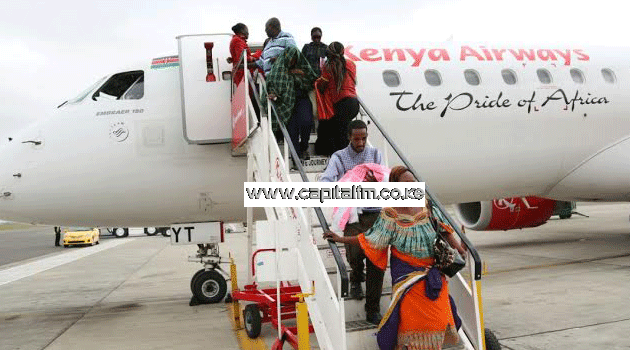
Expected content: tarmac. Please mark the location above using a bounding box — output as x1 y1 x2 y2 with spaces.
0 202 630 350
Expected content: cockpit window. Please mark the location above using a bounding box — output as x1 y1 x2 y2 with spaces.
65 76 108 105
92 70 144 101
123 76 144 99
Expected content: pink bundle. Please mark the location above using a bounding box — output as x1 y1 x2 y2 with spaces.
331 163 390 233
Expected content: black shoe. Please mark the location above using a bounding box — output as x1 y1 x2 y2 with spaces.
301 150 311 161
366 311 382 325
350 282 364 300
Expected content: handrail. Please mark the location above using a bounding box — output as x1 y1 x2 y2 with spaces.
268 102 350 298
247 71 263 116
249 73 349 298
230 49 248 98
357 96 483 280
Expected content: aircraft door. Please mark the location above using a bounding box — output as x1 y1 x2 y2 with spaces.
177 34 232 144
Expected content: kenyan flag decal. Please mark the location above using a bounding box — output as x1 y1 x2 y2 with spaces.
151 56 179 69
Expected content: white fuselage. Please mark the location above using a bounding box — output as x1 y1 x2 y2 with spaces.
1 36 629 226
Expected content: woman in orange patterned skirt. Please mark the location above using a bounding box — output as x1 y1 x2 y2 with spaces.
324 166 466 350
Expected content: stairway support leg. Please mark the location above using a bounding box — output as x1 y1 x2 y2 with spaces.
229 257 241 328
296 299 311 350
246 152 254 285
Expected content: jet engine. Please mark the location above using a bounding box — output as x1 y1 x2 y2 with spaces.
454 196 556 231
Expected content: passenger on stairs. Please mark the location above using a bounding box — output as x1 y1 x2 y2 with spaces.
264 46 318 163
324 166 465 350
256 17 297 76
320 119 385 325
228 23 261 118
314 41 359 156
301 27 327 77
228 23 257 85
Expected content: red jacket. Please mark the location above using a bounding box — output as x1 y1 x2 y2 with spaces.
229 35 253 84
320 60 357 104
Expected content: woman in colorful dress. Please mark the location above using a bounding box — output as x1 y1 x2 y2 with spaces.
324 166 466 350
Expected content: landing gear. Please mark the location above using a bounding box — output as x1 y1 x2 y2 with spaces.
191 269 227 304
144 227 159 236
190 269 206 294
484 328 502 350
188 243 229 304
112 227 128 237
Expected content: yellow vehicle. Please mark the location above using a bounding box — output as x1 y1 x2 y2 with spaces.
63 227 100 247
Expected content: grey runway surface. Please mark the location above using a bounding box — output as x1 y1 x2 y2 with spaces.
0 226 243 350
0 225 62 267
468 202 630 350
1 203 630 350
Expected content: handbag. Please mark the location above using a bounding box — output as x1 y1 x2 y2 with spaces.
431 218 466 278
308 89 318 120
314 80 334 120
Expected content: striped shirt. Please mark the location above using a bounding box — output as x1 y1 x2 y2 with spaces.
256 31 297 75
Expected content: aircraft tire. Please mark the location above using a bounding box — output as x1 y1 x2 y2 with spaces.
243 304 262 339
190 269 206 295
160 227 171 237
559 213 572 219
484 328 502 350
112 228 129 238
192 269 226 304
144 227 159 236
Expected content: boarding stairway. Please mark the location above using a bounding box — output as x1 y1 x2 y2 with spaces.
229 49 494 349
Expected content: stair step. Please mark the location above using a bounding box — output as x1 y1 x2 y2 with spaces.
294 156 329 173
345 327 380 350
346 320 377 332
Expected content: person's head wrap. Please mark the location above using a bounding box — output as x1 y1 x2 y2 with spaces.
389 165 411 182
263 47 318 131
326 42 347 92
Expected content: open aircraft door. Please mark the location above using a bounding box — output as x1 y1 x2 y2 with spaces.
177 34 232 144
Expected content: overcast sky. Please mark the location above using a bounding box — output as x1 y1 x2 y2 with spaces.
0 0 628 137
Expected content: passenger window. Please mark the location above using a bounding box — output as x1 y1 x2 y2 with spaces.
92 70 144 101
570 68 585 84
537 69 552 84
601 68 616 84
382 70 401 87
464 69 481 86
501 69 517 85
424 69 441 86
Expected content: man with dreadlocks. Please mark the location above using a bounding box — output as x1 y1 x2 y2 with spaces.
264 46 318 164
315 41 359 156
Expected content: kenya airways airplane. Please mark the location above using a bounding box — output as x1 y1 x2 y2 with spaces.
0 34 628 233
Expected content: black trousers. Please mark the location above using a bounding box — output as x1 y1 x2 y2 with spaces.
343 211 384 314
315 118 335 156
287 96 313 157
315 97 360 156
332 97 359 154
54 226 61 246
